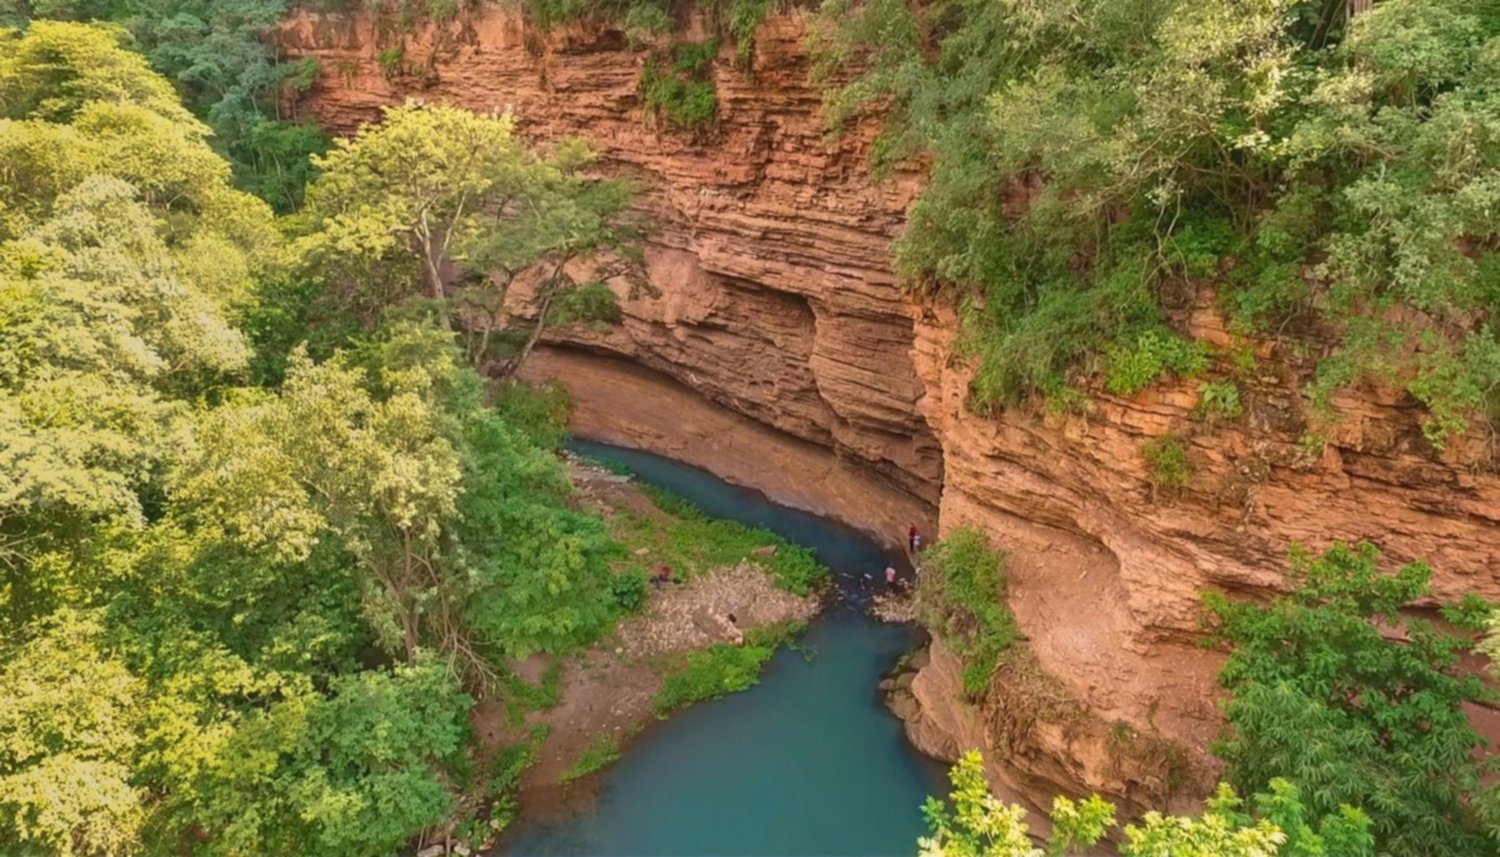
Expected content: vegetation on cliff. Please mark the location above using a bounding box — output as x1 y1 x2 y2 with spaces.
919 750 1374 857
914 530 1018 696
1206 542 1498 856
817 0 1500 446
0 21 641 855
913 539 1498 856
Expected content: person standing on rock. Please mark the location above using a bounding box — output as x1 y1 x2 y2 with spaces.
885 566 897 587
908 525 922 553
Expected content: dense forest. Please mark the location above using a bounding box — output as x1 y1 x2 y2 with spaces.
3 1 1500 856
0 18 644 855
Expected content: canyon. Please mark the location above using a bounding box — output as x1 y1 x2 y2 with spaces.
278 5 1500 816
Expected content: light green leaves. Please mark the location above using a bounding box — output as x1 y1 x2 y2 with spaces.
917 752 1370 857
0 609 146 856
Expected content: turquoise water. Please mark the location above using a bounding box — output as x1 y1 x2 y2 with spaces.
501 441 947 856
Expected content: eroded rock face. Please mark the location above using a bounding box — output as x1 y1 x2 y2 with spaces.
276 6 943 501
912 297 1500 810
281 6 1500 815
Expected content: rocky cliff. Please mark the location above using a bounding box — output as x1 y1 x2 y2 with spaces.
277 6 940 503
279 5 1500 816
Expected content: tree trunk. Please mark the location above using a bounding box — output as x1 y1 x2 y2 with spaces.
1348 0 1372 20
475 320 494 368
498 286 557 380
416 213 450 327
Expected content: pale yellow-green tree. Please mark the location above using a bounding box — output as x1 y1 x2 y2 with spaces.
919 751 1374 857
291 101 641 370
173 332 465 667
0 608 147 857
0 21 275 260
1481 610 1500 676
0 21 275 621
291 101 534 314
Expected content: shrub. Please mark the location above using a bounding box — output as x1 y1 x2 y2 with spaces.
1141 435 1191 494
651 623 802 714
723 0 769 62
609 568 649 614
1206 543 1498 856
376 45 405 79
638 41 718 131
919 751 1374 857
492 380 572 449
1194 379 1243 423
622 0 673 47
916 530 1017 697
1105 330 1211 397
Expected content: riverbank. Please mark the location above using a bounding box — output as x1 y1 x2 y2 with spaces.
477 455 822 834
496 442 948 855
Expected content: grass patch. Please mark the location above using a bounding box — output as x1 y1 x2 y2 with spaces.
915 529 1018 697
611 485 827 595
651 622 804 715
502 660 563 725
559 732 626 783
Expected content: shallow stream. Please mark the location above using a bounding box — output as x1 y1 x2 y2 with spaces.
501 440 947 856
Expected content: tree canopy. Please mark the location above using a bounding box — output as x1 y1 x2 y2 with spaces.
0 20 632 855
1206 542 1499 855
917 750 1374 857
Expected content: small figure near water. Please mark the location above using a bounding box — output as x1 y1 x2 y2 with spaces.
885 566 898 586
908 524 922 553
724 612 744 646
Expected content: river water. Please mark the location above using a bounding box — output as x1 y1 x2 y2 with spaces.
501 440 948 856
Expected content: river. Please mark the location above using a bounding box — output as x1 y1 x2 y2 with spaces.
500 440 948 856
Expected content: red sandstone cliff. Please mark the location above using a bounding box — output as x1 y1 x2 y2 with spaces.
279 5 1500 815
277 6 941 503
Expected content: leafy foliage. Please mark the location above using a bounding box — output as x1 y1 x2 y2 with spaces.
638 40 718 132
3 0 330 213
0 25 637 855
1194 379 1244 423
0 610 146 857
1105 330 1210 397
919 750 1373 857
293 101 641 376
1142 435 1192 494
817 0 1500 439
914 529 1017 696
615 484 828 595
1206 543 1500 856
651 622 802 715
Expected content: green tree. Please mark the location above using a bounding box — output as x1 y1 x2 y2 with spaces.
166 657 470 857
918 751 1372 857
0 609 147 857
0 19 626 855
293 101 641 372
173 331 466 666
292 102 540 317
2 0 330 212
1206 543 1499 855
